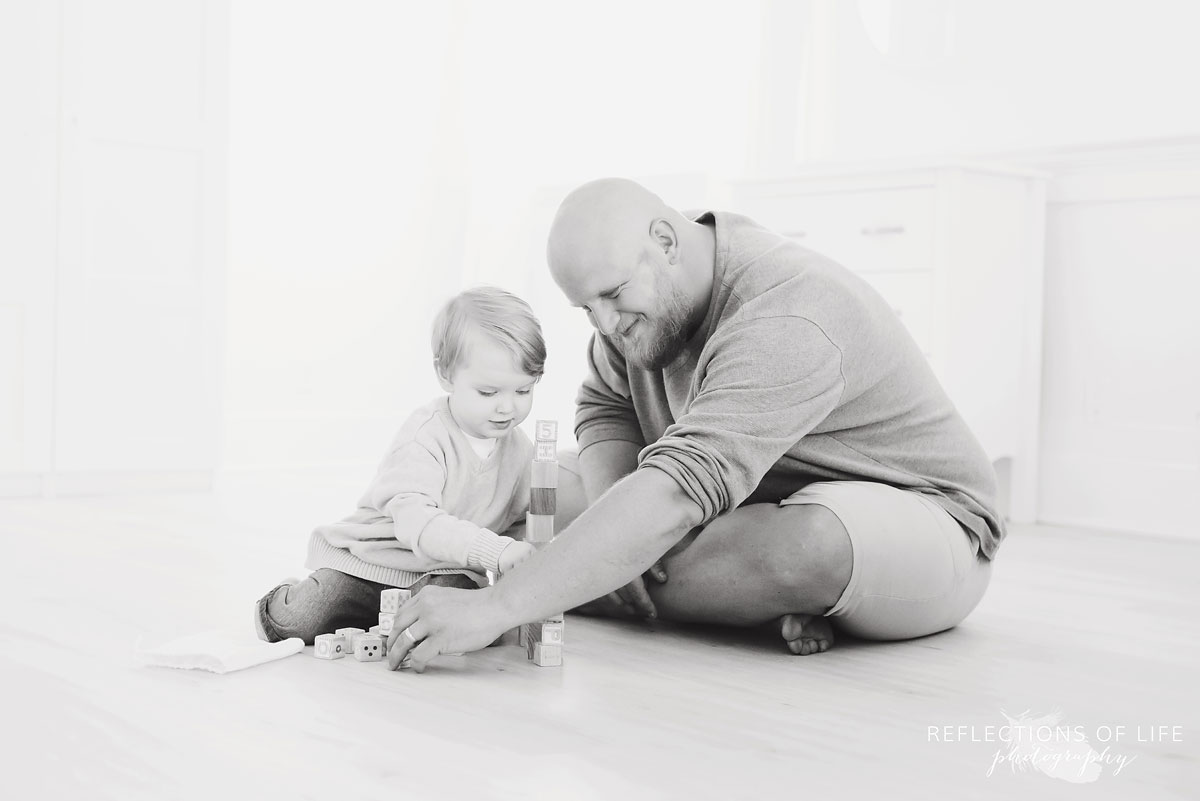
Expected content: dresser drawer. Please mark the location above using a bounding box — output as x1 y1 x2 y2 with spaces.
856 270 935 356
740 187 935 274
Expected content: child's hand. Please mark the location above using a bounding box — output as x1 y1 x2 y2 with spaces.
497 541 536 573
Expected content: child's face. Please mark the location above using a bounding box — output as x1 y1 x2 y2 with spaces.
440 331 536 440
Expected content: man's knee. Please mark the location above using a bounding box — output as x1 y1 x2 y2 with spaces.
768 503 852 609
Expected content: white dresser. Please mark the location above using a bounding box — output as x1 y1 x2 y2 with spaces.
729 164 1048 522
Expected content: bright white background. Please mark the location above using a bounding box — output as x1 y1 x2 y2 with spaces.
2 0 1198 537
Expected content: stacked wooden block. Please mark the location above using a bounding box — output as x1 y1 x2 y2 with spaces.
520 419 564 667
312 587 410 662
527 419 558 545
523 614 563 667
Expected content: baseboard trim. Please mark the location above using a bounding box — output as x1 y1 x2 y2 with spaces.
0 470 213 498
0 473 46 498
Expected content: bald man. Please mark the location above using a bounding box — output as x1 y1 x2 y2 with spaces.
386 178 1002 671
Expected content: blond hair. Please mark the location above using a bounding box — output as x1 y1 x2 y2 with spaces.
431 286 546 380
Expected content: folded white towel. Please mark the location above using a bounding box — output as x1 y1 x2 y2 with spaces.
136 629 304 674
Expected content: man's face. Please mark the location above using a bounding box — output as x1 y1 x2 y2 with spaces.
558 247 694 371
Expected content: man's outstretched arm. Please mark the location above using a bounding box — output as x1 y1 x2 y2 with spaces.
576 439 672 616
386 466 704 670
497 465 701 623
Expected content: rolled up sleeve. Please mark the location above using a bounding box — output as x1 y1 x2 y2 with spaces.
639 316 845 524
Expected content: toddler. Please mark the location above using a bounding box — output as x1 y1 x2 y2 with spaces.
255 286 544 643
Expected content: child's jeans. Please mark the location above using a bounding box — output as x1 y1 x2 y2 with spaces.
255 569 478 644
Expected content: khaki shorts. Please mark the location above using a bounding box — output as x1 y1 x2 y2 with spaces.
782 481 993 640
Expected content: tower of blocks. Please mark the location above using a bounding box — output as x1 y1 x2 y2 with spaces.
312 587 411 663
520 419 564 667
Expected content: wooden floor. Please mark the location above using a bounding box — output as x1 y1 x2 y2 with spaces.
1 479 1197 800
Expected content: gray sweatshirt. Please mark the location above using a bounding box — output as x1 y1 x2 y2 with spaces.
575 211 1004 560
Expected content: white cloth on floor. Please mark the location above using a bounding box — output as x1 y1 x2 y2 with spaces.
136 629 304 674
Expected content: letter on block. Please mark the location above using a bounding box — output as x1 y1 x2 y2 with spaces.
540 621 564 644
380 588 411 614
354 634 385 662
313 633 346 660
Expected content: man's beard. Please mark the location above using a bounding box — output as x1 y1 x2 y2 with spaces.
610 282 693 370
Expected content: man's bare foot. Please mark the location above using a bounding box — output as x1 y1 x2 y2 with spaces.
780 613 833 655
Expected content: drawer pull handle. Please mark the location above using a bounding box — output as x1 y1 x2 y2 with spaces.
861 225 906 236
782 230 808 239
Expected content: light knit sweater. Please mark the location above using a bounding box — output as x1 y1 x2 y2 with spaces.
576 211 1005 560
306 396 533 587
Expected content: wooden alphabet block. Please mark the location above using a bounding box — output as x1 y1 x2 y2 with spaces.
353 633 385 661
532 642 562 667
540 621 564 644
535 420 558 441
534 440 556 461
368 625 382 637
530 487 556 515
531 459 558 488
523 618 565 657
335 627 365 644
526 513 554 543
378 612 396 636
379 588 410 614
313 633 346 660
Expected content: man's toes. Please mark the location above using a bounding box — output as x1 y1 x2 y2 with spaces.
780 612 835 655
780 612 812 642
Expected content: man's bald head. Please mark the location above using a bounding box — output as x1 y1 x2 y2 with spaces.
543 177 716 370
546 178 682 282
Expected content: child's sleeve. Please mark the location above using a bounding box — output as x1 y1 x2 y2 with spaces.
368 441 516 574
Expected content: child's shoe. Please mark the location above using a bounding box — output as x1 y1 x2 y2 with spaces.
253 576 301 642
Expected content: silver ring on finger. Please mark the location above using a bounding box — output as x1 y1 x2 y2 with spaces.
402 627 418 643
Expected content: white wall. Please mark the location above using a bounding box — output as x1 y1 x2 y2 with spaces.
225 0 762 474
0 3 59 482
7 2 1194 537
225 1 470 474
1 0 228 496
802 0 1200 162
1037 149 1200 538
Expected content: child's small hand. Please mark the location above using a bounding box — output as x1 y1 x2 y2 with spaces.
497 540 536 573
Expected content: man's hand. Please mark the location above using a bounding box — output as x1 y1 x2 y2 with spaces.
574 560 668 619
497 540 535 574
385 584 511 673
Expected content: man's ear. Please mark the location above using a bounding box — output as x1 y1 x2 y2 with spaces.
649 218 679 264
434 359 453 392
